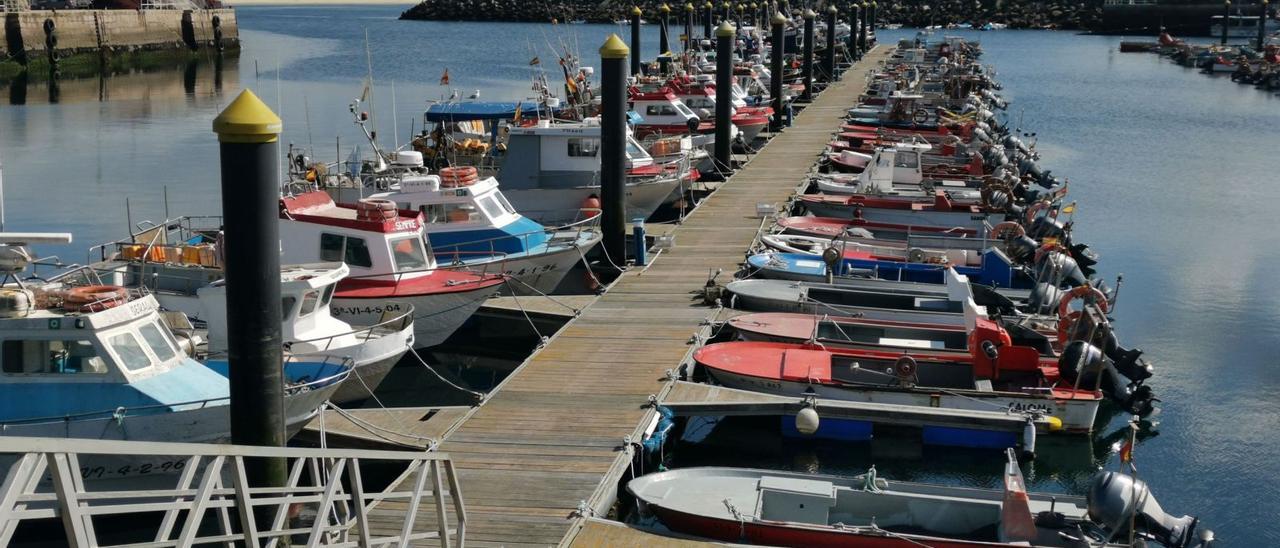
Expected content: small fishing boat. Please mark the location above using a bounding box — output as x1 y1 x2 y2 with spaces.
724 269 1015 326
278 190 505 348
744 247 1039 288
367 173 602 294
776 215 980 240
628 459 1211 547
798 192 999 231
0 234 345 452
695 338 1102 431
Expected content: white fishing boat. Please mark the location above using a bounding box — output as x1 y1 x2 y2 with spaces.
0 233 345 450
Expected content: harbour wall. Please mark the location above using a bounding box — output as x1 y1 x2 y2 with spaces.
1 8 238 68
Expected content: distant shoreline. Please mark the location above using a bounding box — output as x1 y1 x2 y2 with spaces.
232 1 415 6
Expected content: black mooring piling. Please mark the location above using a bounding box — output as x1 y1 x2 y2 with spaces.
770 10 786 132
715 21 735 175
630 6 643 75
659 3 671 55
600 34 630 269
859 2 868 55
849 2 861 60
825 5 838 81
802 8 815 101
211 89 286 489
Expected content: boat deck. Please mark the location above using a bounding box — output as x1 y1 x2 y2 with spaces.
364 47 892 546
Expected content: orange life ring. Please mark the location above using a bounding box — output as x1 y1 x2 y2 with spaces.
439 166 479 188
1025 200 1049 224
989 221 1025 240
64 285 128 313
1056 285 1110 343
356 198 397 221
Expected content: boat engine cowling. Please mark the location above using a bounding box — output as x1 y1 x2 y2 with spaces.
1058 341 1157 417
1027 282 1063 315
1087 472 1213 548
1035 251 1087 288
1005 235 1039 264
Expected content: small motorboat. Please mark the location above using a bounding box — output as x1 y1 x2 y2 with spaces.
724 269 1017 326
797 192 998 231
628 458 1212 547
776 215 980 241
744 246 1046 289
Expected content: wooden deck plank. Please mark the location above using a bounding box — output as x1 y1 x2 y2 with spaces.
365 48 890 546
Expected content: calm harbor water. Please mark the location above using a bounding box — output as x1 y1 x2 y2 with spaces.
1 5 1277 543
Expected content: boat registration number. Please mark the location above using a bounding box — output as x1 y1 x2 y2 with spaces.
332 303 405 316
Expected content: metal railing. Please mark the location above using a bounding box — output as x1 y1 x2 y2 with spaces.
0 436 465 547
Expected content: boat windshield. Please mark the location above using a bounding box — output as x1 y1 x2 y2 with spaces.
108 332 152 372
389 235 430 272
138 321 178 362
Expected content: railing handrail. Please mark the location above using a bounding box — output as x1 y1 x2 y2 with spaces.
286 304 416 348
0 435 451 461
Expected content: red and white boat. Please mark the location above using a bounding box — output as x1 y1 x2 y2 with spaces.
775 215 980 240
664 75 773 142
694 335 1101 432
629 88 740 144
798 192 995 231
279 190 504 348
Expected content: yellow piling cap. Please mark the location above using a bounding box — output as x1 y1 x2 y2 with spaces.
716 21 737 37
631 6 642 16
213 89 282 144
828 4 838 13
803 7 816 18
721 1 730 9
686 3 695 11
705 1 714 8
1046 416 1064 432
600 33 631 59
870 1 877 6
772 11 787 25
660 3 671 13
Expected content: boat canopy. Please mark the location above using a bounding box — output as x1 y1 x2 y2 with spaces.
424 102 557 122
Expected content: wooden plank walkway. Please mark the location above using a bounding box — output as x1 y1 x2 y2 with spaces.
297 407 470 450
366 47 891 547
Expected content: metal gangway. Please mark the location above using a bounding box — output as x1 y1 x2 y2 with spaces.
0 437 465 547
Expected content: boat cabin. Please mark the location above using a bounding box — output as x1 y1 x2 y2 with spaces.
629 89 702 138
498 119 655 190
278 191 438 284
369 175 550 256
197 263 355 354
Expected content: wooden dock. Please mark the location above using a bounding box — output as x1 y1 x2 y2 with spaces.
366 47 892 547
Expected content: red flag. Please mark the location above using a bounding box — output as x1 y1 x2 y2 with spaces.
439 68 451 86
1119 439 1133 463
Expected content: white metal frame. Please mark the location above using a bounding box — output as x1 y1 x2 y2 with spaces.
0 436 465 547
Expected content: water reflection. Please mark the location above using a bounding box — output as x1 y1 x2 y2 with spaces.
5 55 239 106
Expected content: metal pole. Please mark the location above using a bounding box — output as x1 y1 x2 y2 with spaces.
1222 0 1231 45
1258 0 1269 48
704 1 714 39
802 9 815 101
659 3 672 55
715 21 736 175
630 6 643 76
770 10 787 132
686 3 695 51
859 2 868 54
825 5 838 81
849 2 860 60
600 34 631 270
211 90 286 489
869 0 877 38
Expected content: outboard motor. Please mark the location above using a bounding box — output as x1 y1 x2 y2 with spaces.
1035 251 1087 288
1028 215 1067 242
1068 242 1100 279
1087 472 1213 547
971 127 991 144
1096 329 1155 383
1027 282 1063 315
1058 342 1158 417
1005 235 1039 264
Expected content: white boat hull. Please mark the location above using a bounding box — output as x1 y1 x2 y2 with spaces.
503 178 682 226
293 328 414 404
331 287 497 349
803 201 991 231
445 233 600 295
707 369 1098 433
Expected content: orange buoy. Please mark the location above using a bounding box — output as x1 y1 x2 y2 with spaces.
580 195 602 218
64 285 128 313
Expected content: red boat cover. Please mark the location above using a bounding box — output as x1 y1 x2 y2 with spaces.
780 349 832 383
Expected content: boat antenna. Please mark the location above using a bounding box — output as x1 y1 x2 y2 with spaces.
304 94 315 154
392 79 400 150
0 148 6 232
276 57 286 186
364 28 378 144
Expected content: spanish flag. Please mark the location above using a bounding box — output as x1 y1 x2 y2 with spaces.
439 68 451 86
1119 439 1133 463
513 102 523 123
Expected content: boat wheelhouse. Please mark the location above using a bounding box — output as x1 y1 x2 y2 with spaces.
278 190 504 348
367 174 601 294
0 233 345 448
